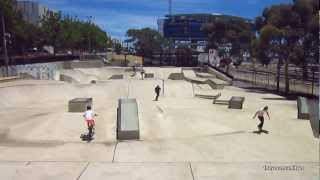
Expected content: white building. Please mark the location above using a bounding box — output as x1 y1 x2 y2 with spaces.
16 1 49 26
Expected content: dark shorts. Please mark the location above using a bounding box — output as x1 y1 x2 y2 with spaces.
258 116 264 129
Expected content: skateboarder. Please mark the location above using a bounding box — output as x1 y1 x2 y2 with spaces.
131 65 136 77
154 85 161 101
140 68 145 80
83 105 97 140
252 106 270 132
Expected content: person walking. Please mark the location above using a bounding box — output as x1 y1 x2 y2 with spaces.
154 85 161 101
253 106 270 132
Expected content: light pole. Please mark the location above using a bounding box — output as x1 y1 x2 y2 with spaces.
1 8 9 76
86 16 92 54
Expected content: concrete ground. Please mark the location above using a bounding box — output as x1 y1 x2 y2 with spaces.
0 67 318 180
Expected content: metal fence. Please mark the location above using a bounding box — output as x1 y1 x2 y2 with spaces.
230 65 319 96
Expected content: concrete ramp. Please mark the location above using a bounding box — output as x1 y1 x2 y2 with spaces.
117 98 140 140
183 70 228 89
183 70 207 83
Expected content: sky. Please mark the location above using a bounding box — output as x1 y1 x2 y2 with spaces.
36 0 292 40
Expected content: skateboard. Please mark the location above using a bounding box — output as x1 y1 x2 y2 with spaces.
80 132 95 142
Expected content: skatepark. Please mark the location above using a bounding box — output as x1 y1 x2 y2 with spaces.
0 66 319 180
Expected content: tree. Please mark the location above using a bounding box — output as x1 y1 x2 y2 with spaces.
202 16 254 65
255 0 319 94
113 41 122 54
41 11 62 55
1 0 43 55
126 28 168 65
175 45 194 66
40 13 110 54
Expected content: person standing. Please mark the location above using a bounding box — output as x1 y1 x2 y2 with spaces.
253 106 270 132
140 68 145 80
154 85 161 101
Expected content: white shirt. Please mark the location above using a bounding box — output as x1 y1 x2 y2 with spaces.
84 110 94 120
257 109 266 117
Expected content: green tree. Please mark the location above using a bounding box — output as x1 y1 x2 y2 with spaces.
255 0 319 93
1 0 43 55
41 13 110 54
175 45 194 66
41 11 62 55
114 41 122 54
126 28 168 65
202 17 254 64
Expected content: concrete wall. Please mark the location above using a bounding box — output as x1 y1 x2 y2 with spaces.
63 60 104 69
0 62 64 80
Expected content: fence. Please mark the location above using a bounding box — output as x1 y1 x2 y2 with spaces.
230 65 319 96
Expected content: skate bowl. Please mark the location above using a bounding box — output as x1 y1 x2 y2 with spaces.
58 69 99 83
117 98 140 140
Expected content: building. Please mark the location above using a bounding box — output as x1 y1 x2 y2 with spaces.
158 13 254 52
157 19 165 36
16 1 49 26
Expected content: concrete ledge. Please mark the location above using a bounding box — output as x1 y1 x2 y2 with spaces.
229 96 245 109
168 73 184 80
117 98 140 140
68 98 93 112
206 79 227 89
144 73 154 78
195 93 221 100
60 74 78 83
0 76 20 83
297 97 310 120
109 74 124 80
